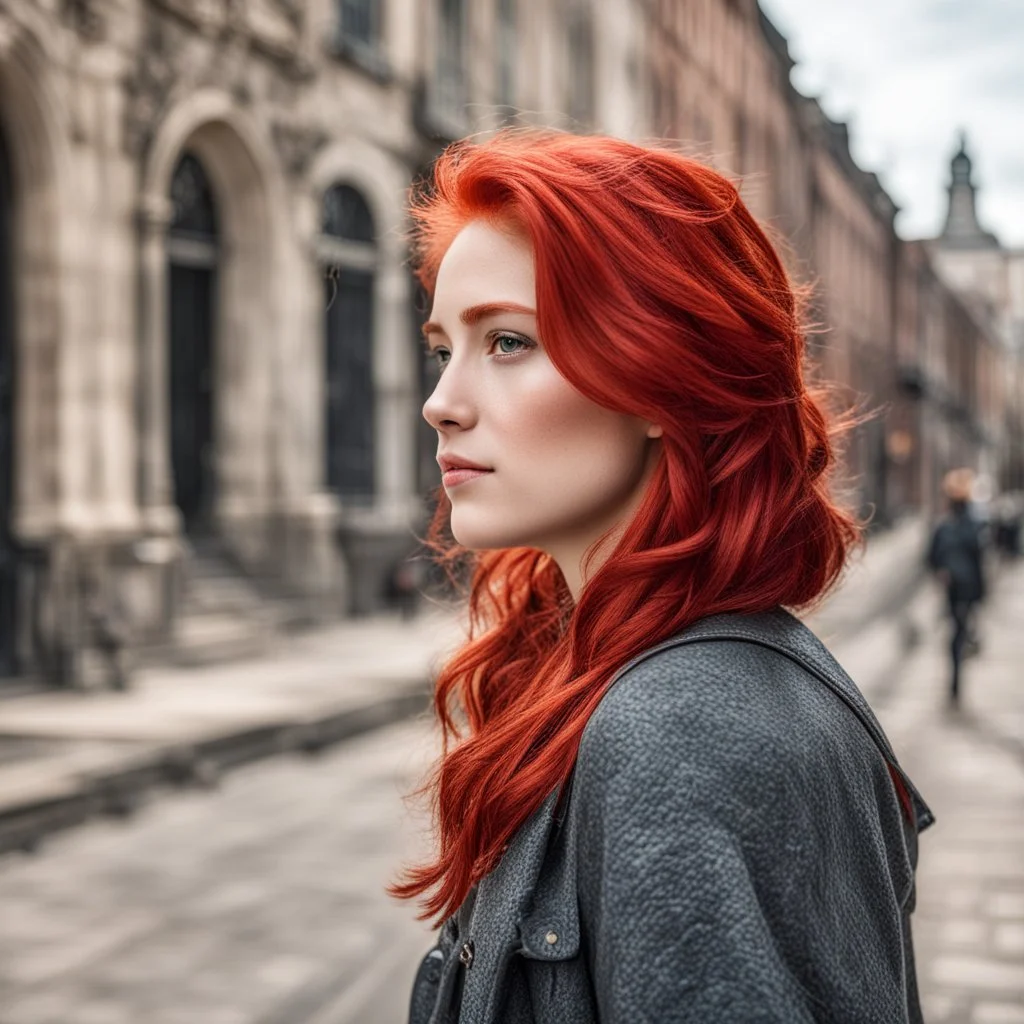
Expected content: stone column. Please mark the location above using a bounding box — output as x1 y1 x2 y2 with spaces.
136 194 181 539
375 255 417 516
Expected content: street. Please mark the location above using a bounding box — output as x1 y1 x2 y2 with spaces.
0 720 438 1024
875 562 1024 1024
0 565 1022 1024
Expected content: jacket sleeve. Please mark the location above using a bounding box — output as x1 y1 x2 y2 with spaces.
927 522 945 571
573 645 913 1024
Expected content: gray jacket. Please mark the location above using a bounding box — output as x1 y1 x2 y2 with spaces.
409 608 934 1023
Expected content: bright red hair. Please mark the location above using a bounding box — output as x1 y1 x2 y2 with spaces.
391 130 861 923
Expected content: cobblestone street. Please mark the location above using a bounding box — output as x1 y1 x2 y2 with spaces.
0 564 1021 1023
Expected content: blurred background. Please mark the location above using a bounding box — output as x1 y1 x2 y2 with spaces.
0 1 1021 1022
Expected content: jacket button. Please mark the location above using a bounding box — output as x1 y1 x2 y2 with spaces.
545 931 558 945
459 940 475 968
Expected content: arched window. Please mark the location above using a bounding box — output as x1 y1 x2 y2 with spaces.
322 184 377 501
323 183 375 243
170 153 218 238
167 152 219 533
436 0 466 119
0 125 18 678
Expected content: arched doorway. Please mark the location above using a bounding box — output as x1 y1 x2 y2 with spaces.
167 152 219 533
322 183 376 502
0 125 17 678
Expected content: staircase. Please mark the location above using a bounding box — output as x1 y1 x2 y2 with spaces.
144 537 317 668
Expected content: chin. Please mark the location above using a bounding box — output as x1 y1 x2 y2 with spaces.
449 512 539 552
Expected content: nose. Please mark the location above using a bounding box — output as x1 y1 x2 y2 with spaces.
422 362 477 432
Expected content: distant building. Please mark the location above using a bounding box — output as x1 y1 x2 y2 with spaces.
645 3 1015 524
927 134 1024 493
647 0 906 523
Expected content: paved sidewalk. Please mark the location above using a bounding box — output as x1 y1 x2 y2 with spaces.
804 514 929 645
0 516 930 856
872 558 1024 1023
0 608 466 854
804 515 930 702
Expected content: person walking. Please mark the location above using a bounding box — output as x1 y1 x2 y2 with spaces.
395 131 932 1023
928 468 987 705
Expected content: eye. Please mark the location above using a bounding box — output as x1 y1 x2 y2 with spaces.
490 332 534 358
424 332 534 374
426 346 450 372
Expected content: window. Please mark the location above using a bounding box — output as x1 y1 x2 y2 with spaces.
169 153 218 240
323 183 375 243
167 154 219 530
496 0 516 112
321 185 377 501
340 0 380 49
565 5 595 127
333 0 388 79
733 110 747 174
436 0 466 119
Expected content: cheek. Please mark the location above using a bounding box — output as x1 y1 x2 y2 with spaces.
446 361 649 550
501 373 646 497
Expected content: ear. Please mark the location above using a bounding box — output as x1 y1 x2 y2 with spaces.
646 423 663 439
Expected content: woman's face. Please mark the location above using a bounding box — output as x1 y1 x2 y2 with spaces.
422 220 661 593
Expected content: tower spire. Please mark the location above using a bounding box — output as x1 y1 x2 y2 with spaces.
940 131 998 248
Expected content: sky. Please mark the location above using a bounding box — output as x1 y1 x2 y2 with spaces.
758 0 1024 247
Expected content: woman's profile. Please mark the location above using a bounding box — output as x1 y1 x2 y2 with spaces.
394 130 933 1023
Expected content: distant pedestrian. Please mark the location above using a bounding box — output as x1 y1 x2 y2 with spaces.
928 468 987 705
390 556 425 621
993 495 1022 560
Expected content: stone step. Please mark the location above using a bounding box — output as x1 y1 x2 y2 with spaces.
140 551 320 668
143 612 271 668
181 575 264 614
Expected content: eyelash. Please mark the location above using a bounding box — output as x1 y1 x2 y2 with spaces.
427 332 534 372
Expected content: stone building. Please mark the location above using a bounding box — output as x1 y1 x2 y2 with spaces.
1 0 1011 686
644 0 1013 526
927 134 1024 493
893 239 1003 519
647 0 903 522
0 0 647 684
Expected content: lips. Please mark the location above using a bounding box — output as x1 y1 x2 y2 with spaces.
437 455 493 490
442 466 492 488
437 455 492 474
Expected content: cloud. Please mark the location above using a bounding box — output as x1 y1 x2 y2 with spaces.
759 0 1024 244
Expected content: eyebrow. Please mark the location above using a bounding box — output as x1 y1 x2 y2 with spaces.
421 302 536 339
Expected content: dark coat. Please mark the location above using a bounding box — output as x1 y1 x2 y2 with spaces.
409 608 934 1024
928 508 986 604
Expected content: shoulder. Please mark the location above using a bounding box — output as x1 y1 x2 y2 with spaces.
576 615 879 804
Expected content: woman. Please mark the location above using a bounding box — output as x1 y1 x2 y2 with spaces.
394 131 933 1023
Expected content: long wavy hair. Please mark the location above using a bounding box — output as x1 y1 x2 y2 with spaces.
391 130 862 923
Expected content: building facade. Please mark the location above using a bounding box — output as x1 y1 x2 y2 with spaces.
0 0 647 684
927 135 1024 494
0 0 1015 685
646 0 1014 526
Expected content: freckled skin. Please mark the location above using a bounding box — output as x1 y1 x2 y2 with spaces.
422 221 662 599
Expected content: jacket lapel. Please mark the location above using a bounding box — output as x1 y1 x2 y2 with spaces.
456 788 563 1020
